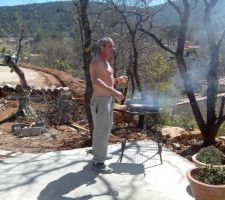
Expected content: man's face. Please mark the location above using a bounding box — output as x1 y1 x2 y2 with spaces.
101 41 115 58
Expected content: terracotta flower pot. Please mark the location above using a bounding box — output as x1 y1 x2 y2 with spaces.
186 168 225 200
192 153 225 168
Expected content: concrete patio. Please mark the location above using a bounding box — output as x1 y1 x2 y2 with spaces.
0 140 195 200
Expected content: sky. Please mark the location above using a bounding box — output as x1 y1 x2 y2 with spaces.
0 0 166 7
0 0 64 6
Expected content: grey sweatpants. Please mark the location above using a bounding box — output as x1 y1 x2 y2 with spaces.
90 96 114 163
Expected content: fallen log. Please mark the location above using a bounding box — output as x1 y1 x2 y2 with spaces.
70 123 89 132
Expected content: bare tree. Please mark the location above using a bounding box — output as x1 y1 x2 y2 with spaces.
72 0 93 137
38 37 74 73
15 12 27 64
105 0 167 99
3 55 36 119
140 0 225 146
106 0 147 94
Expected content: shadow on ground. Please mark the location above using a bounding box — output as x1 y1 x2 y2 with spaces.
37 161 145 200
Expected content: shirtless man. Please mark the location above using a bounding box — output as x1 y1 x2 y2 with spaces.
90 37 128 173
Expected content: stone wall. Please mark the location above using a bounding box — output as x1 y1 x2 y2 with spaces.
174 93 225 114
19 63 85 103
0 84 72 101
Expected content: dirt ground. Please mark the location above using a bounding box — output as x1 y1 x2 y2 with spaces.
0 99 154 153
0 65 61 87
1 98 225 162
0 66 152 154
0 98 207 162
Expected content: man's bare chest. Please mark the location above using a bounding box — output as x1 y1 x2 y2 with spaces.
101 63 113 77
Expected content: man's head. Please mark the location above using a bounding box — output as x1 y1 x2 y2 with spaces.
97 37 115 60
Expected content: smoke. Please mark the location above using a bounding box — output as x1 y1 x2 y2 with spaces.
126 56 211 113
186 57 209 88
126 0 225 112
127 87 177 112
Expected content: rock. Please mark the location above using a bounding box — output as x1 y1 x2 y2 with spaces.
0 98 7 104
80 131 87 136
43 132 56 140
188 128 202 140
11 123 27 134
217 136 225 142
20 127 46 137
32 96 44 102
215 137 225 151
0 90 12 97
180 132 191 139
124 112 138 124
189 138 198 146
65 127 78 134
5 95 19 100
56 125 68 131
56 125 78 133
161 126 186 139
171 142 181 150
113 111 124 123
113 105 138 124
113 103 127 111
2 84 15 91
31 121 45 128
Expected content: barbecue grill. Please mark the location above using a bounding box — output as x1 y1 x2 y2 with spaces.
126 99 160 129
118 99 163 164
127 103 159 113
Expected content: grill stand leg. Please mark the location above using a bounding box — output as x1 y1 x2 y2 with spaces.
156 127 163 165
146 114 163 165
138 114 145 129
118 113 163 165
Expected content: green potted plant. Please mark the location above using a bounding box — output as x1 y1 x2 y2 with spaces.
186 166 225 200
187 146 225 200
192 145 225 168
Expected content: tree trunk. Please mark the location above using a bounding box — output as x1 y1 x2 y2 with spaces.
76 0 93 138
15 28 24 64
131 38 142 93
140 0 225 146
4 55 35 118
203 0 220 145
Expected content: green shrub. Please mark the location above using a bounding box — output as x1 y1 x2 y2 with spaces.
194 166 225 185
196 145 224 165
0 47 6 53
159 111 197 130
217 123 225 136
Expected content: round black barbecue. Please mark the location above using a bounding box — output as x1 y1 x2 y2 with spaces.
118 99 163 164
126 99 160 129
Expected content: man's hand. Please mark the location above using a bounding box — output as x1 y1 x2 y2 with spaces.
116 76 128 84
113 90 124 101
115 76 128 89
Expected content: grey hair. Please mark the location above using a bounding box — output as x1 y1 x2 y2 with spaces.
97 37 113 52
